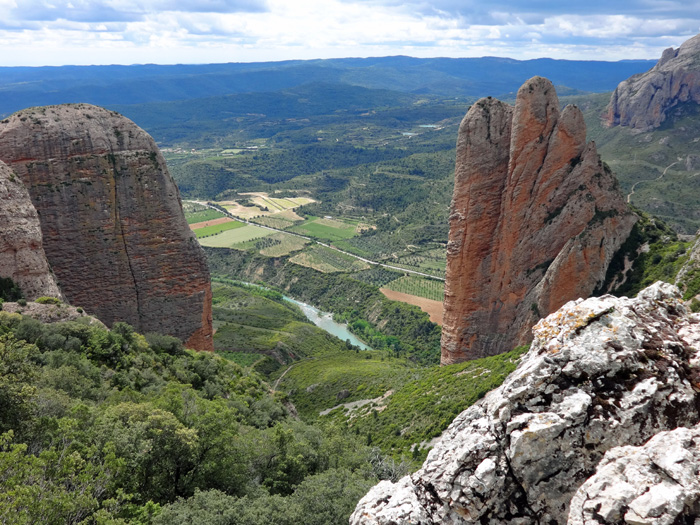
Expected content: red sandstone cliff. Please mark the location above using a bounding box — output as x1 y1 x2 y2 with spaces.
0 104 213 351
605 33 700 131
441 77 636 364
0 160 62 300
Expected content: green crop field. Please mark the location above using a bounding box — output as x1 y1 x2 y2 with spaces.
198 224 275 247
193 220 245 238
383 275 444 302
290 217 358 241
186 208 226 224
290 244 370 273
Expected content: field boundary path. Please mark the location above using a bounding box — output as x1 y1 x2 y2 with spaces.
190 200 445 282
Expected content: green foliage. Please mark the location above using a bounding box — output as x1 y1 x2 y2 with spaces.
277 345 528 459
35 296 61 305
0 277 22 302
601 209 689 297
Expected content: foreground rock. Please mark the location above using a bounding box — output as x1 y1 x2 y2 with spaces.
441 77 635 364
605 33 700 131
352 282 700 524
568 426 700 524
0 104 213 350
0 161 62 300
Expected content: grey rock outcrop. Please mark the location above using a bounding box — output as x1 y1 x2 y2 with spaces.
0 160 62 300
0 104 213 350
352 282 700 524
568 426 700 524
605 33 700 131
441 76 636 364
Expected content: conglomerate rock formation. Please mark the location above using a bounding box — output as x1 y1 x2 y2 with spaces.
605 33 700 131
352 282 700 524
441 76 636 364
0 104 213 351
0 160 62 300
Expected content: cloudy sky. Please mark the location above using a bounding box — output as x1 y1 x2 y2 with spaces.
0 0 699 66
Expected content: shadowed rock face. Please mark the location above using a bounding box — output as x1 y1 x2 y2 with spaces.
605 33 700 131
353 282 700 524
0 104 213 351
441 77 636 364
0 160 62 300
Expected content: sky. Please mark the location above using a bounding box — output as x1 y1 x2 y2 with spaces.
0 0 699 66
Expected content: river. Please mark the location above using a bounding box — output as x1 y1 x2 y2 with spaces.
282 296 372 350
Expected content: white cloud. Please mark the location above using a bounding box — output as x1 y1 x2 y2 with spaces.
1 0 700 65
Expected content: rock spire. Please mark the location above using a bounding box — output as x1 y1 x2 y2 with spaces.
441 76 635 364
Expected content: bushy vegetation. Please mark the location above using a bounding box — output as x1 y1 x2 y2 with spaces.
0 310 387 524
275 345 528 458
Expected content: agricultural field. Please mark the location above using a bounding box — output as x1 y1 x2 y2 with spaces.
193 219 245 238
185 207 226 224
290 244 371 273
251 215 299 230
198 224 275 247
246 193 314 212
383 275 444 302
289 216 360 242
351 268 403 287
234 231 310 257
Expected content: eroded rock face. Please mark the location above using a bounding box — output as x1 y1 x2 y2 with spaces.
605 33 700 131
441 77 636 364
0 104 213 351
568 426 700 525
0 160 62 300
352 282 700 524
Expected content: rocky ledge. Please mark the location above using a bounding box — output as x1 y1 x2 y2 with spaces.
352 282 700 524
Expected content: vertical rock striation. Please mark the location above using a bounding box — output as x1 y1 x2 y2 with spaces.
604 33 700 131
0 104 213 351
0 160 62 300
441 77 636 364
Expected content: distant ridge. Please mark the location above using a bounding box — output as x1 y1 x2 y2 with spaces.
0 56 656 118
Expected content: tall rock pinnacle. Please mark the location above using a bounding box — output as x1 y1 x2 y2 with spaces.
605 33 700 131
0 104 213 351
441 77 636 364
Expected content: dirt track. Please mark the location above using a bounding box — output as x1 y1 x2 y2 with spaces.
380 288 443 325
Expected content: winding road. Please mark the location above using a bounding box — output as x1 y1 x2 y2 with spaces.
627 161 679 204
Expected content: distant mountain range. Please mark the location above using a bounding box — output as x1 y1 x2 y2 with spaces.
0 56 656 118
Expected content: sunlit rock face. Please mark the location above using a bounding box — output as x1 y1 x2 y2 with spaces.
441 76 635 364
0 104 213 350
